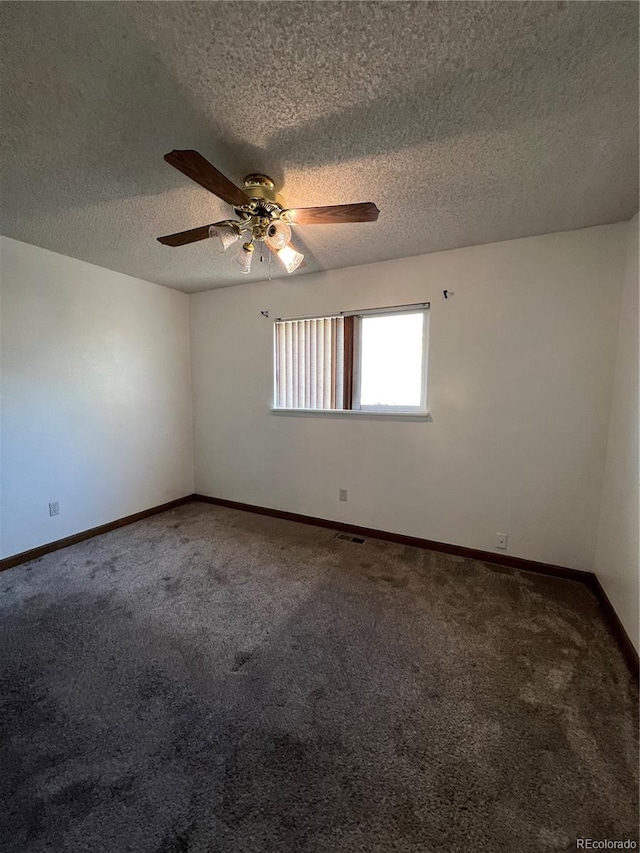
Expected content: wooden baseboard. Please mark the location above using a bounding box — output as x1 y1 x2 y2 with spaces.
0 496 194 572
193 494 639 679
0 491 595 585
192 494 592 582
2 491 636 679
588 575 639 678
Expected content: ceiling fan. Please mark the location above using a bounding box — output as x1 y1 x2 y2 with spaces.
157 150 380 275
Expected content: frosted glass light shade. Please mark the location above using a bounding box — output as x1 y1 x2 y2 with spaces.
277 244 304 274
266 221 291 251
209 224 240 253
236 245 254 274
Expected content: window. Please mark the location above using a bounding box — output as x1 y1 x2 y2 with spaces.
274 304 429 414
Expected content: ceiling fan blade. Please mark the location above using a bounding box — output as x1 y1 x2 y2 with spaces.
157 222 222 247
164 150 249 207
282 202 379 226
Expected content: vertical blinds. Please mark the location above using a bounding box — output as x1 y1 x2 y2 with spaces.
275 317 346 409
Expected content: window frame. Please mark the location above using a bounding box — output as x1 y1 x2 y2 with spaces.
272 303 430 416
351 307 430 414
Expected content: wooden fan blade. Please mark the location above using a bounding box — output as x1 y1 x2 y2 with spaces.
157 223 221 247
164 150 249 207
283 202 379 225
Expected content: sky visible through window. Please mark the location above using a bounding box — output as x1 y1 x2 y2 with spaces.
359 312 424 407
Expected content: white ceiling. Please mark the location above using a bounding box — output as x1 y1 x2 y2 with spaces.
1 1 638 292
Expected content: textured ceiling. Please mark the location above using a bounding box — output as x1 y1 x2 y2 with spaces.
1 1 638 292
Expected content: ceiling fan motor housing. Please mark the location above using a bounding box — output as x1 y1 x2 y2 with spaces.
243 174 284 207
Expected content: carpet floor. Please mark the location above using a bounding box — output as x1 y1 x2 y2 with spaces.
1 502 638 853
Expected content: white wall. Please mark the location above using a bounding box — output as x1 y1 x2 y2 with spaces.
0 237 194 558
594 215 639 651
191 223 628 572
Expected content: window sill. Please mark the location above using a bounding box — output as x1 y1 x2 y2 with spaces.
271 408 432 421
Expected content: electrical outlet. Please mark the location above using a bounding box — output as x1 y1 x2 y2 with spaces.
49 502 60 517
496 532 508 550
339 489 348 502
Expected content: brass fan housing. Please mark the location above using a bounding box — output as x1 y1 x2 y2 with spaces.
243 174 285 207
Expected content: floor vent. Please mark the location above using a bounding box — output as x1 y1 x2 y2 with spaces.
335 532 366 544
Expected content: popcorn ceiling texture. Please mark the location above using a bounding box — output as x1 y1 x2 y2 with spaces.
1 1 638 292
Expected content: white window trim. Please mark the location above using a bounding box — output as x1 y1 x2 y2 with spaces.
270 407 431 420
351 307 429 414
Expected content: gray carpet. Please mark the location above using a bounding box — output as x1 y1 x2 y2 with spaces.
1 502 637 853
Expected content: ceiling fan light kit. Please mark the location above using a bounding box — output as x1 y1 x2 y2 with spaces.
208 222 241 253
157 150 380 276
275 243 305 274
265 220 291 251
235 241 255 275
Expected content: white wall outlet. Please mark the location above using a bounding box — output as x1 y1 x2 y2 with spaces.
49 501 60 517
496 532 508 549
339 489 348 502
